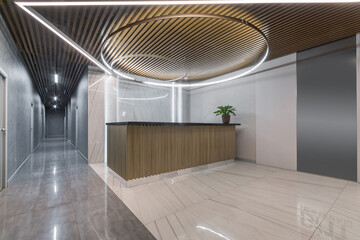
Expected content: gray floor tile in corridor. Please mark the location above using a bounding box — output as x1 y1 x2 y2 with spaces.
0 139 155 240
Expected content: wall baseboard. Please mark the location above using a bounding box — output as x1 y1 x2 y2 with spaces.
69 141 88 161
69 142 77 149
32 142 41 153
7 154 31 183
236 157 256 163
7 139 44 183
77 150 88 162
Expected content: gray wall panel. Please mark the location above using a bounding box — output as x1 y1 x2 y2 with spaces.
297 36 357 181
0 14 44 180
68 68 88 158
46 110 65 138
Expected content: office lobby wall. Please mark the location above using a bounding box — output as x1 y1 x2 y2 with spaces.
190 54 297 170
255 55 297 170
297 36 357 181
45 110 65 138
88 67 190 163
67 68 88 159
190 75 256 162
0 14 44 180
88 67 105 163
191 36 359 180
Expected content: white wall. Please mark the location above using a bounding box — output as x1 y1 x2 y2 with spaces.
190 75 256 161
190 54 297 170
255 54 297 170
357 33 360 182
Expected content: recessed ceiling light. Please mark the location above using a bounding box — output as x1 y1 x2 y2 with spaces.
54 74 58 83
54 96 57 101
54 105 57 108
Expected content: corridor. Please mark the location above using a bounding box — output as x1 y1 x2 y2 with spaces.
0 139 155 240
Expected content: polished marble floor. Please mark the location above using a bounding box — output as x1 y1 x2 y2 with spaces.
91 161 360 240
0 139 155 240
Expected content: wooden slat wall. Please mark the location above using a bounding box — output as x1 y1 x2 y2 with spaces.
107 125 127 178
108 124 236 181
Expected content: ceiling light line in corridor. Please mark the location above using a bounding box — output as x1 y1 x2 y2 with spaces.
15 0 360 7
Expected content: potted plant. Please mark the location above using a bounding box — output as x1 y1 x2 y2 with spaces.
214 105 236 124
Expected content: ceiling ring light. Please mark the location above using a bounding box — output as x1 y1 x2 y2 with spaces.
101 13 269 87
110 54 188 82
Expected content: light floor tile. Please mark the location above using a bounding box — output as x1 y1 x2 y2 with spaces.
163 175 219 207
115 181 185 224
269 170 348 191
174 200 308 240
211 185 332 238
247 176 343 204
91 161 360 240
311 226 358 240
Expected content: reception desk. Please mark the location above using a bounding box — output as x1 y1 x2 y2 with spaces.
106 122 239 181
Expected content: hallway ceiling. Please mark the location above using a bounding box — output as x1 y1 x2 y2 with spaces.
1 1 360 108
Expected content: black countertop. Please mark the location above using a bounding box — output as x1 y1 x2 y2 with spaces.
106 121 241 126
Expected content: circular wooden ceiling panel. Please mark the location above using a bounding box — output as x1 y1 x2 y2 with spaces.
101 14 268 82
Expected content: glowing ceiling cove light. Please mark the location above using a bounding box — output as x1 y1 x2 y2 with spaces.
117 93 169 101
145 47 269 88
16 0 355 88
113 69 135 81
101 54 134 80
15 1 360 7
103 13 269 87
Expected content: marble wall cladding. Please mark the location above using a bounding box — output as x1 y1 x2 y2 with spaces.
116 81 172 122
105 76 117 123
88 67 106 163
0 14 45 180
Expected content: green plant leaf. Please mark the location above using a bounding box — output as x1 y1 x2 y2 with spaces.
214 105 237 116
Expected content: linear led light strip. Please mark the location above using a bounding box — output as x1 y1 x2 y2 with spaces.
15 1 360 6
15 0 360 88
145 47 269 87
117 93 169 100
15 3 112 75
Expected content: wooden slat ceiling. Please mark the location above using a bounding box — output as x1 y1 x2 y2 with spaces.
1 2 360 107
102 14 267 81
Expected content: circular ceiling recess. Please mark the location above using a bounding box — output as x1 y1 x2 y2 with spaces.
101 14 268 85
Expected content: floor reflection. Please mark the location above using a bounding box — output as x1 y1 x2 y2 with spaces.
0 139 155 240
91 160 360 240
